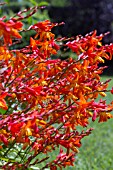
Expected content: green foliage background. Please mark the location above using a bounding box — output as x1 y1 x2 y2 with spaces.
0 1 113 169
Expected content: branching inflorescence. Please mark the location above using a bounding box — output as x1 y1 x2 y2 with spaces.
0 5 113 170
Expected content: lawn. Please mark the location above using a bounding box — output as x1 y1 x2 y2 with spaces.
66 76 113 170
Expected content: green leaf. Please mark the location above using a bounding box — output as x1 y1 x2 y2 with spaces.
29 0 49 7
38 1 49 7
0 157 15 163
0 108 6 114
4 0 10 3
29 0 37 6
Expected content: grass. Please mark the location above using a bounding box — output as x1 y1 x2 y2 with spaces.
74 119 113 170
65 76 113 170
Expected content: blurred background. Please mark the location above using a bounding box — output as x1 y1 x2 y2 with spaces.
0 1 113 170
1 0 113 74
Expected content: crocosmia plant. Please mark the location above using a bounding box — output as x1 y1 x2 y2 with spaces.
0 5 113 170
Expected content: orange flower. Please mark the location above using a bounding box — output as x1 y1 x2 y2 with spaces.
0 93 8 110
0 19 23 44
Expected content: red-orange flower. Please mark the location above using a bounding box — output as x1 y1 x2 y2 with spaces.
0 93 8 110
0 19 23 44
